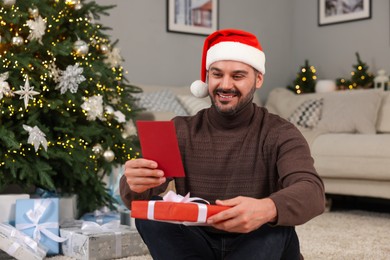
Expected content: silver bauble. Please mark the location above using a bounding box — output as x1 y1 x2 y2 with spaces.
73 40 89 56
103 149 115 162
74 3 82 10
11 36 24 46
92 143 103 155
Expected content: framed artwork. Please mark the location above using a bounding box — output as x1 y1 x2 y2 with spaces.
318 0 371 26
167 0 218 35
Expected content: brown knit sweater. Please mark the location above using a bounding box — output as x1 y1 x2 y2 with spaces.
120 102 325 226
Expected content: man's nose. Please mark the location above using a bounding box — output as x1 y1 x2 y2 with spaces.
220 76 233 90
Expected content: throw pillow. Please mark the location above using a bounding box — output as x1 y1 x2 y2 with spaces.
176 95 210 115
288 99 323 129
316 89 382 134
135 89 188 116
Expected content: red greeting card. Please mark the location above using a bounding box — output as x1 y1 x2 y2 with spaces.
136 121 185 177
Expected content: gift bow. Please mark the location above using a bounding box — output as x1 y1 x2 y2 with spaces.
79 220 122 257
81 220 120 232
16 199 67 243
0 223 47 257
147 191 210 223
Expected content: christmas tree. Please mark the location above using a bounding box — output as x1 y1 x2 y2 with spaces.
0 0 141 215
336 52 374 90
287 60 317 94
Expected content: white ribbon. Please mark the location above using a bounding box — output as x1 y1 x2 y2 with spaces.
16 199 67 243
0 223 47 257
80 220 122 257
81 220 120 232
146 191 210 223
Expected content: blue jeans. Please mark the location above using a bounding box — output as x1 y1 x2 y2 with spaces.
136 219 300 260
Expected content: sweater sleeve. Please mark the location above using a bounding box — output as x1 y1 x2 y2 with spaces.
268 121 325 226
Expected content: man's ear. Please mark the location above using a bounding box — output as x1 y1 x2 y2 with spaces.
255 73 264 89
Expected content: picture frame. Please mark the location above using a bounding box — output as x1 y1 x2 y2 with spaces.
167 0 218 36
318 0 371 26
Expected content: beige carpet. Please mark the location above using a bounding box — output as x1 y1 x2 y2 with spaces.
47 210 390 260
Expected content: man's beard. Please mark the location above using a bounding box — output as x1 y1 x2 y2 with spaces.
211 84 256 115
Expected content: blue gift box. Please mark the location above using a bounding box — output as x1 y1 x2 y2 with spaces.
15 198 66 255
81 207 120 225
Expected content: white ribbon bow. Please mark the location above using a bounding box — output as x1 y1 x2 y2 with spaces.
16 199 67 243
147 191 210 224
81 220 120 233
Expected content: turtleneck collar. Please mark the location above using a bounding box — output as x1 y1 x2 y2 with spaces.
207 100 256 130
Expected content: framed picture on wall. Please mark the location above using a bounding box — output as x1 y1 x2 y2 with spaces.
318 0 371 26
167 0 218 35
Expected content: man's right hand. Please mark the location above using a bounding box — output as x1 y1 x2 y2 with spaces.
124 159 166 193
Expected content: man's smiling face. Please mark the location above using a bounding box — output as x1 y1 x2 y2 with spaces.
207 60 263 114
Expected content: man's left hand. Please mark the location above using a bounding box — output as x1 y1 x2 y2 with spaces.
206 196 277 233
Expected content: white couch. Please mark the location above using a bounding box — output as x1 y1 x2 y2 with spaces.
265 88 390 200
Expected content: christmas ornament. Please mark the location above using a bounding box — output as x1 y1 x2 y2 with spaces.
74 3 82 10
56 63 86 94
105 105 114 115
27 15 46 44
122 120 137 138
104 47 122 67
11 36 24 46
73 39 89 56
14 77 40 109
103 148 115 162
48 62 60 83
92 143 103 155
81 95 104 121
113 110 126 123
99 44 109 54
0 72 11 100
23 124 48 152
28 7 39 18
2 0 16 7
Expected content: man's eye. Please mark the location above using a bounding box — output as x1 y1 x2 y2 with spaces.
212 73 222 78
233 75 244 80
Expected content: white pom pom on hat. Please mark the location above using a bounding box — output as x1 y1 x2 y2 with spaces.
190 28 266 98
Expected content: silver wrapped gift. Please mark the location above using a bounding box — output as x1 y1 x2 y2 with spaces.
60 220 149 260
0 223 47 260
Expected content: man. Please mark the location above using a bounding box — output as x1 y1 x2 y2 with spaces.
120 29 325 259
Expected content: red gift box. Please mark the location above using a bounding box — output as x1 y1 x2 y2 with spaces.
131 200 230 224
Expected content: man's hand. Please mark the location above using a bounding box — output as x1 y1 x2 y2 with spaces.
124 159 166 193
206 196 277 233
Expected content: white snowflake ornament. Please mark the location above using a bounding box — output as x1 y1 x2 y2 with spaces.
56 63 86 94
14 77 40 109
48 63 60 83
26 15 46 44
23 124 48 152
81 95 105 121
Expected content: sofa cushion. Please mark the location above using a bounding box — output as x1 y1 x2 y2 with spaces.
376 91 390 133
288 98 323 129
316 89 382 134
266 88 382 134
135 89 188 116
311 133 390 181
176 95 210 115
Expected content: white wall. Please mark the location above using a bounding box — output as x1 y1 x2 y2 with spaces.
94 0 294 102
292 0 390 83
94 0 390 101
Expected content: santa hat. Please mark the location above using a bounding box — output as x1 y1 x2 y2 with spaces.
190 29 266 98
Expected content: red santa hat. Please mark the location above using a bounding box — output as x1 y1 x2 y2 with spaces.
190 29 266 98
